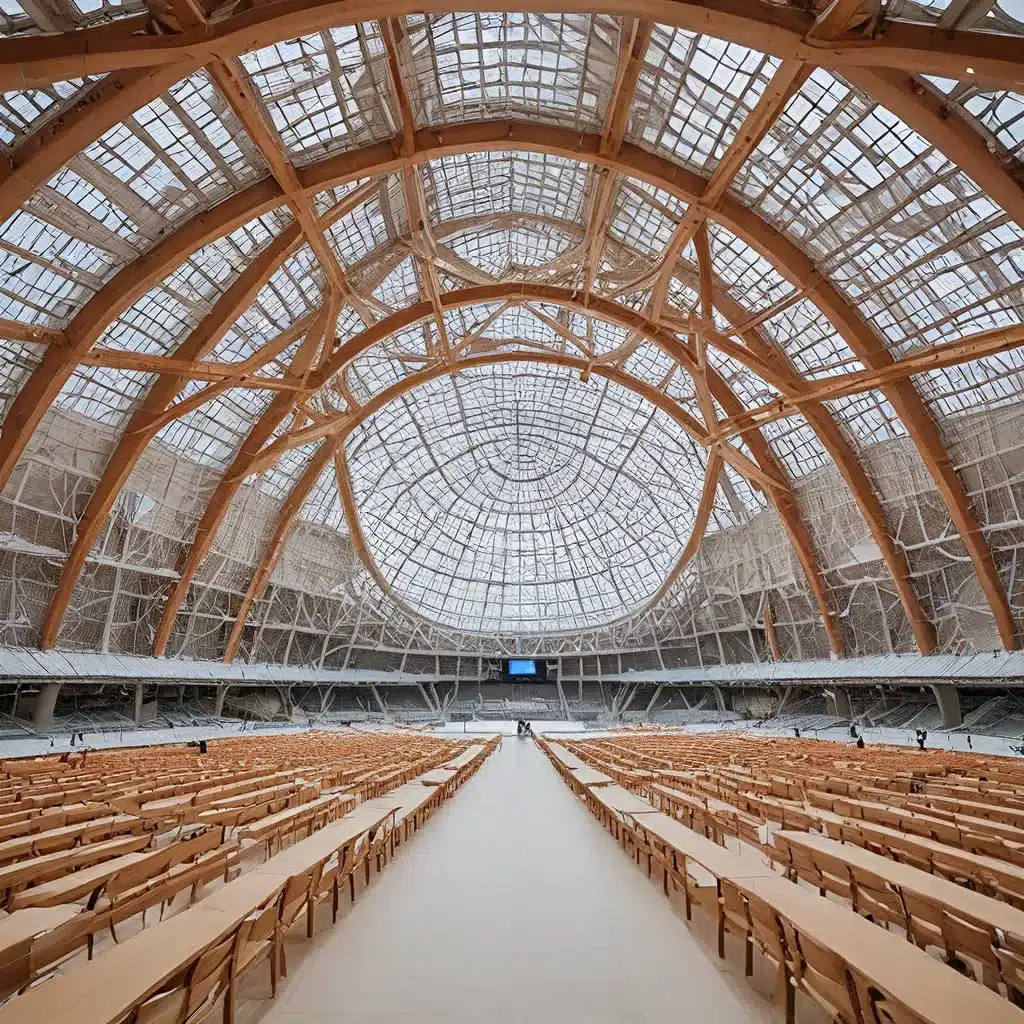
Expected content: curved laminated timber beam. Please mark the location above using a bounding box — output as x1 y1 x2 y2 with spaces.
1 94 1017 652
215 347 828 663
37 181 380 651
1 0 1022 90
2 5 1022 237
210 278 846 663
149 296 341 657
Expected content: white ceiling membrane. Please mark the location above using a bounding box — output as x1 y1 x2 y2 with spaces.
0 7 1021 665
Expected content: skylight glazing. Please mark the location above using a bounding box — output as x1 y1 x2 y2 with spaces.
0 8 1022 662
345 363 708 633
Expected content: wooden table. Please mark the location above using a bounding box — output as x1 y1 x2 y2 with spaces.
589 784 660 817
0 902 247 1024
829 817 1024 899
547 744 589 770
8 851 148 909
0 816 141 863
777 830 1024 936
572 768 613 787
442 746 484 770
0 804 400 1024
250 803 399 879
0 834 151 896
0 906 85 961
417 769 456 787
237 794 345 842
737 874 1022 1024
630 812 777 883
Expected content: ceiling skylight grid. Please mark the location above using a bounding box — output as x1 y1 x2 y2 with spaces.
403 12 616 133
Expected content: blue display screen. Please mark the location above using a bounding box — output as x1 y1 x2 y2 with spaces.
508 659 537 676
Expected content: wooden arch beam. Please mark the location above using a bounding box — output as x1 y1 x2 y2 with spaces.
152 298 339 657
3 10 1022 242
5 120 1012 649
37 178 380 651
0 117 1012 497
0 178 284 492
223 287 842 656
0 63 201 228
707 286 938 655
1 0 1022 89
36 224 305 651
218 350 835 663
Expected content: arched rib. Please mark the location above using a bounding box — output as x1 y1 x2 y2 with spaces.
4 119 1011 648
2 1 1022 89
37 222 304 649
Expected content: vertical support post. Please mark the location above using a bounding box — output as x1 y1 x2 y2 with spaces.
774 686 793 717
763 593 781 662
33 683 60 734
931 683 963 729
646 683 664 714
133 684 144 726
214 685 230 717
712 685 732 713
824 687 853 720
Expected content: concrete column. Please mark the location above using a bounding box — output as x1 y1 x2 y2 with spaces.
214 685 230 716
931 683 963 729
774 686 793 716
824 687 852 720
712 685 732 713
32 683 60 734
133 684 144 726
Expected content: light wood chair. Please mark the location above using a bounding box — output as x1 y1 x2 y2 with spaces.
132 933 235 1024
306 841 355 937
226 904 279 1024
783 922 863 1024
275 870 315 978
746 891 794 1024
851 976 927 1024
937 910 1000 990
718 879 753 976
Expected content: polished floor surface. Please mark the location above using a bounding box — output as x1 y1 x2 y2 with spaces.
256 738 774 1024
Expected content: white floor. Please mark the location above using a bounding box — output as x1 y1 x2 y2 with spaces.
255 738 773 1024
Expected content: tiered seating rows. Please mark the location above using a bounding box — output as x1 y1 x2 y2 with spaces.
0 731 494 1011
539 731 1024 1024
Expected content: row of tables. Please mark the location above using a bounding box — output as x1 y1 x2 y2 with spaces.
0 739 496 1024
539 734 1024 1024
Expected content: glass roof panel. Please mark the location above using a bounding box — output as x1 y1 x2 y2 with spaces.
241 23 397 167
403 12 618 133
630 27 781 176
346 362 707 633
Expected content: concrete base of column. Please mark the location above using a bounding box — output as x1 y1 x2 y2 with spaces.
32 683 60 734
931 683 963 729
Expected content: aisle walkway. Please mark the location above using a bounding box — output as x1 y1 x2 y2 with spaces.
259 739 771 1024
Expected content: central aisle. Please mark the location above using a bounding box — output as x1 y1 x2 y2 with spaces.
262 738 769 1024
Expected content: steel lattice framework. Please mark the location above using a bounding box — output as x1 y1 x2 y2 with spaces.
0 0 1022 672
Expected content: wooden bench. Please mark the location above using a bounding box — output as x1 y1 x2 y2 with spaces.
736 873 1022 1024
774 829 1024 995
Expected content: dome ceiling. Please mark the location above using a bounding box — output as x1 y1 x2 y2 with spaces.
346 363 714 634
0 5 1020 664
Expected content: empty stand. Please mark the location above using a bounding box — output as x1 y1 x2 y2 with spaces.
0 730 496 1020
540 730 1024 1022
